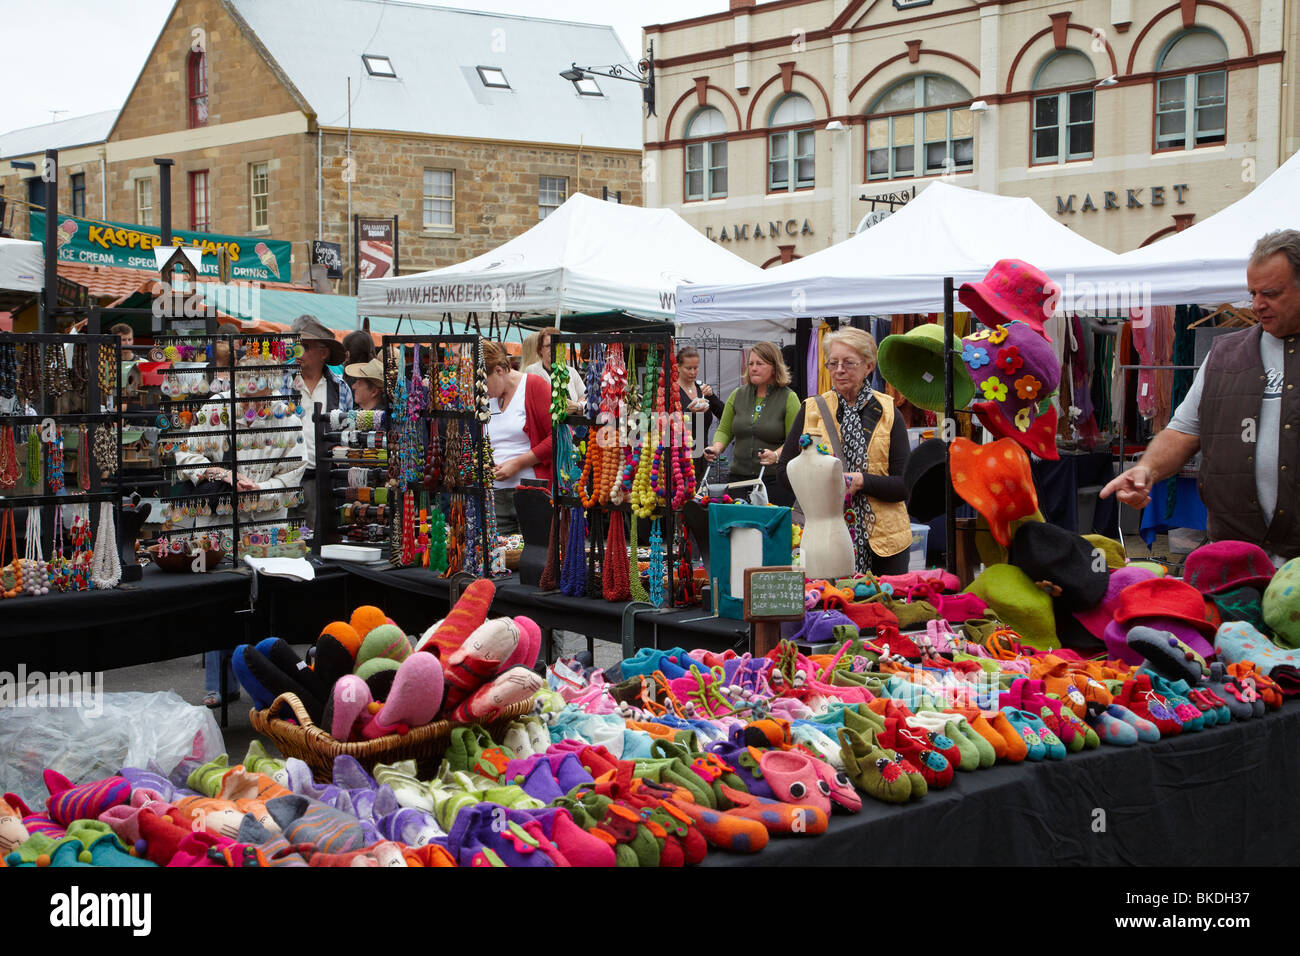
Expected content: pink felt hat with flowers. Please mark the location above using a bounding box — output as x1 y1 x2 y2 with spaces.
958 259 1058 340
960 320 1062 460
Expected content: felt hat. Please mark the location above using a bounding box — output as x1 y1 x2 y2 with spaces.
1074 565 1158 639
949 438 1039 548
1102 618 1145 667
344 357 384 384
1112 577 1217 639
960 321 1062 461
1082 534 1127 570
973 400 1060 461
1009 521 1108 613
1209 585 1270 636
963 563 1059 650
957 259 1058 339
1183 541 1276 595
903 438 949 522
1262 556 1300 648
290 314 346 364
877 324 974 413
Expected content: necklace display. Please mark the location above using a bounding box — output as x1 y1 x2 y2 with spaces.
0 426 17 489
46 427 65 495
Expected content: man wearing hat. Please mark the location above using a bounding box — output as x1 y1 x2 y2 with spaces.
292 314 352 530
1102 230 1300 564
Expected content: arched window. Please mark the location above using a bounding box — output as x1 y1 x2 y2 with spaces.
684 107 727 201
1032 50 1095 164
188 51 209 128
866 74 973 181
1155 29 1227 150
767 94 815 192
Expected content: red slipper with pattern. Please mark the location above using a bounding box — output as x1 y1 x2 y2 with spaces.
653 783 770 854
716 783 829 835
897 716 963 770
1114 673 1183 737
878 719 954 788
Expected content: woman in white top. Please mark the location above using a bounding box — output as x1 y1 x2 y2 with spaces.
483 340 554 535
521 327 587 407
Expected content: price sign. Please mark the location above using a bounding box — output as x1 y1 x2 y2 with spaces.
743 566 805 622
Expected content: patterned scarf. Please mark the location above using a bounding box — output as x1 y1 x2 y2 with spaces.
836 388 877 573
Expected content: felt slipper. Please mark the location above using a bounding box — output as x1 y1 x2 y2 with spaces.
1205 662 1256 720
66 820 155 867
448 667 544 723
1086 707 1139 746
355 624 413 671
421 578 496 659
44 770 130 827
1114 674 1182 737
1128 625 1208 684
998 708 1049 761
836 727 914 804
1143 672 1205 731
5 833 94 867
717 783 830 833
758 749 831 816
328 675 373 742
1104 703 1161 742
376 651 445 729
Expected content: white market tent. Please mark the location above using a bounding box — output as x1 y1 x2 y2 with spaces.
1064 147 1300 307
0 237 43 293
357 193 764 323
674 181 1124 341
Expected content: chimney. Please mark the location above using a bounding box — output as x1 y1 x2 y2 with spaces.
730 0 756 9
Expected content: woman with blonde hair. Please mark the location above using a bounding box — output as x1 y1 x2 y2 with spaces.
522 327 587 406
702 341 800 493
775 326 912 574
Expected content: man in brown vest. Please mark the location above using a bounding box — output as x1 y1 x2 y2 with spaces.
1102 230 1300 563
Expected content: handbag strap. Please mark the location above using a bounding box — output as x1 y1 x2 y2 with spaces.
812 394 845 463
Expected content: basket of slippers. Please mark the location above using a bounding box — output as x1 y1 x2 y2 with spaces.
244 579 546 781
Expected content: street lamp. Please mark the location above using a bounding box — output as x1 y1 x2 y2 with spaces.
559 40 657 115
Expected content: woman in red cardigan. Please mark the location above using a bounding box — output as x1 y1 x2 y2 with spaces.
483 339 553 533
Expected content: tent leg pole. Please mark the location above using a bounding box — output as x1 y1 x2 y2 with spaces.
944 276 957 575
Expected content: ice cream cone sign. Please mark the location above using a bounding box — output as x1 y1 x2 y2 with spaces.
254 241 280 279
57 219 78 249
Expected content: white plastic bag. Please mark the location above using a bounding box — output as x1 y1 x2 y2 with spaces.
0 690 224 803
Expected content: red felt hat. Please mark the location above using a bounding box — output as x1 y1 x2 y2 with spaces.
973 400 1060 461
1182 540 1276 595
958 259 1057 340
1112 577 1218 639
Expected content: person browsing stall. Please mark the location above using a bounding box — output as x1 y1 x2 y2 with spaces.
702 342 800 492
1102 230 1300 563
345 357 387 412
292 314 351 530
483 339 553 534
677 346 725 477
774 327 912 575
522 327 587 407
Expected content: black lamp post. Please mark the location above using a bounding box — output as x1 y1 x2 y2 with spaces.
560 39 656 116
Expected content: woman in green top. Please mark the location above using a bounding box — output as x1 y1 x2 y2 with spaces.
702 342 800 497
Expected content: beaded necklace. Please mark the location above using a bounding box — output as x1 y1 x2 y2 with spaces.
97 344 115 404
0 427 17 489
44 341 71 398
559 506 588 597
92 423 118 477
22 507 50 596
428 506 448 575
602 508 631 601
90 502 122 590
474 340 491 424
26 428 42 487
648 517 667 607
627 509 648 602
77 426 90 491
400 489 416 566
630 347 660 520
0 510 20 599
550 344 571 425
0 342 17 403
18 344 40 404
47 428 65 495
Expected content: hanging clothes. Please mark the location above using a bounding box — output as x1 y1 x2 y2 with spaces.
1172 304 1202 412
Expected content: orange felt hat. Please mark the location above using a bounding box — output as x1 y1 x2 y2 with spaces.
949 438 1039 548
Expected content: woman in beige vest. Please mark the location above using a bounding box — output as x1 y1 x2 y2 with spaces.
774 327 913 574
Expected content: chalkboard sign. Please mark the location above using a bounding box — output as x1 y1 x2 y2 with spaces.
743 566 805 622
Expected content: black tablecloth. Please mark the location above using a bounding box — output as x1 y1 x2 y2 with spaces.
704 702 1300 866
0 563 352 673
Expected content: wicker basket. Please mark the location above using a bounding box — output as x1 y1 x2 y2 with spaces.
249 692 535 782
149 544 229 573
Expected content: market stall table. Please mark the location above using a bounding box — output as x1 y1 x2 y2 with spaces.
703 701 1300 866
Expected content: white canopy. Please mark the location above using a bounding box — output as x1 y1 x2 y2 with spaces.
674 181 1123 340
357 192 764 321
0 237 43 293
1063 147 1300 307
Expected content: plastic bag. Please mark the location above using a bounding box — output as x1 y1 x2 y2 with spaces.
0 690 224 803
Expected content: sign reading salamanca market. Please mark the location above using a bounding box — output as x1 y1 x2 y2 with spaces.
30 212 293 284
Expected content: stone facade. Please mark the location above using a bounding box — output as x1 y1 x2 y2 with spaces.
645 0 1300 263
2 0 642 288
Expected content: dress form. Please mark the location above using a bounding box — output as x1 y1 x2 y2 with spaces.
787 441 855 579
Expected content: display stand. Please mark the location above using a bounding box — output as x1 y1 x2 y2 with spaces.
381 334 492 577
153 331 305 566
312 404 391 558
548 331 682 608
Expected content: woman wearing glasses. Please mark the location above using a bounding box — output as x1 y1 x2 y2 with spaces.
702 342 800 494
775 327 912 574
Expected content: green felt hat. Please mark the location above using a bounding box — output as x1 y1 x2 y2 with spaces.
963 563 1059 651
877 324 974 413
1263 557 1300 649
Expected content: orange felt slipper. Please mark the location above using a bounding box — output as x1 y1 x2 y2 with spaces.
948 706 1007 761
984 710 1029 762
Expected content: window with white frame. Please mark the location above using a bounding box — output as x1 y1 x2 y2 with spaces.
767 94 815 192
684 107 728 200
135 178 153 227
1155 29 1228 150
1031 50 1095 164
866 74 973 180
423 169 454 230
538 175 566 220
250 162 269 229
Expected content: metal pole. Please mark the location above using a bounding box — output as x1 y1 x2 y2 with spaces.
943 277 956 575
41 149 59 334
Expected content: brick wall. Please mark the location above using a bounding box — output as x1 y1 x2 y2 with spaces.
319 131 644 280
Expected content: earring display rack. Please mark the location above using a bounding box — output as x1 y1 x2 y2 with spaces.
381 334 493 577
312 407 393 556
156 331 307 565
548 331 685 608
0 332 125 594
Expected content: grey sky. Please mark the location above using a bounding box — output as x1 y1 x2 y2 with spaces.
0 0 726 134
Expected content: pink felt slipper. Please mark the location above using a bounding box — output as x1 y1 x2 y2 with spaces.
376 652 445 729
758 749 831 816
330 675 373 741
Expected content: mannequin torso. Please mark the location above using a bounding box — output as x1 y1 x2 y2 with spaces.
787 442 855 579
